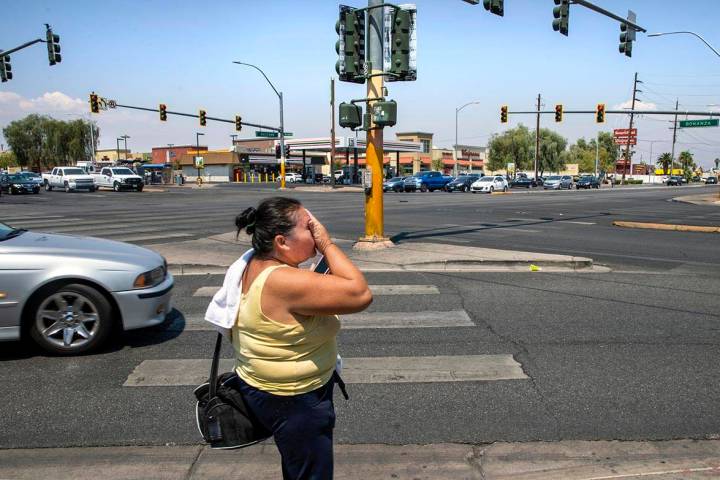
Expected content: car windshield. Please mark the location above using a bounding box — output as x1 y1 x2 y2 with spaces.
387 177 402 182
580 176 594 180
112 168 135 175
547 176 561 180
413 172 425 177
0 222 26 241
21 172 40 178
455 176 469 181
63 168 85 175
7 174 26 182
478 177 493 182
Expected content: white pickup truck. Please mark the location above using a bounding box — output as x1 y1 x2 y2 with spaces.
91 167 144 192
42 167 96 192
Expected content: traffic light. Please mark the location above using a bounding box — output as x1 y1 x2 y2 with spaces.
596 103 605 123
619 12 636 58
0 54 11 82
275 144 281 159
199 110 206 127
284 145 290 158
500 105 508 123
339 102 362 129
483 0 504 16
159 104 167 121
335 5 365 84
46 27 61 65
235 115 242 131
89 93 99 114
389 9 411 79
552 0 570 36
554 104 563 123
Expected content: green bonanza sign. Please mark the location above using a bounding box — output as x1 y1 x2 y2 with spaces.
679 119 719 128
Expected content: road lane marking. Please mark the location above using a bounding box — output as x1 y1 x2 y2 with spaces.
564 221 597 225
109 232 195 242
171 310 474 331
123 354 527 386
192 284 441 298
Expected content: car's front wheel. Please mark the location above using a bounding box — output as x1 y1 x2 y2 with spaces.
113 182 121 192
489 186 494 193
28 283 114 355
420 184 428 193
64 182 71 193
44 181 53 191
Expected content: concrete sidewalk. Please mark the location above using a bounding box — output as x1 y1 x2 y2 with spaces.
672 192 720 206
2 440 719 479
151 231 596 275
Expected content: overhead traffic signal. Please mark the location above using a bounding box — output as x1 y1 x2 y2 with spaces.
89 93 99 113
552 0 570 36
595 103 605 123
235 115 242 131
46 27 61 65
199 110 207 127
483 0 504 16
554 104 563 122
335 5 365 84
0 54 12 82
159 104 167 121
619 12 636 58
500 105 508 123
390 9 411 79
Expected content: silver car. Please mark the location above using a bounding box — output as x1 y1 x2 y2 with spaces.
0 223 173 355
543 175 573 190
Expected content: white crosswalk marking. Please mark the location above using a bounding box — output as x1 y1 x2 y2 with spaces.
192 284 441 298
123 355 527 387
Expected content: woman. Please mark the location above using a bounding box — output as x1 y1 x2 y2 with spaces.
218 196 372 479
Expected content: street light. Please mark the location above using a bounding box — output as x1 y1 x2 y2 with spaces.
195 132 205 182
120 135 130 161
454 101 480 176
233 61 286 188
647 31 720 58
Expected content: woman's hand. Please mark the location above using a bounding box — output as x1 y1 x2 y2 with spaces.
307 211 333 254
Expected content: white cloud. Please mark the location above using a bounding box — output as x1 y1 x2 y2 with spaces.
18 91 86 113
612 100 657 111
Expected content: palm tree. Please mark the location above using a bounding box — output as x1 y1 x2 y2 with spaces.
657 152 673 175
679 150 695 179
715 158 719 170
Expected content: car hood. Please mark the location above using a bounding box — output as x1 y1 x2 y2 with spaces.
6 180 37 186
0 230 163 270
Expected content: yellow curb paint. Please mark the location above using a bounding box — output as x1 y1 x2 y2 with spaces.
614 221 720 233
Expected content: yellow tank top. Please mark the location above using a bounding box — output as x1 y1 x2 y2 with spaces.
232 264 340 396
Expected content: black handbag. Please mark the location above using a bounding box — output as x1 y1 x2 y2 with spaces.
194 333 271 450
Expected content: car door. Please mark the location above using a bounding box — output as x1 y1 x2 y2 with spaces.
100 168 111 187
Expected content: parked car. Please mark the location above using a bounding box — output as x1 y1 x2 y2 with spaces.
510 177 536 188
470 175 509 193
42 167 96 192
543 175 573 190
445 174 481 192
91 167 144 192
403 171 452 192
383 176 407 192
706 176 718 184
575 175 600 189
0 173 41 194
666 176 682 186
278 172 303 183
0 222 174 355
19 172 44 187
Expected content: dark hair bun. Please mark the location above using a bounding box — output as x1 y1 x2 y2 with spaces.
235 207 257 236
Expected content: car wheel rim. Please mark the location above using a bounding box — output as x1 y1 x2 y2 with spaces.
35 292 101 349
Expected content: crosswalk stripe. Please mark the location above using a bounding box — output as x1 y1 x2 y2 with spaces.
10 211 235 231
47 224 169 235
565 221 596 225
123 354 527 387
170 310 473 331
6 217 83 226
0 214 65 222
109 232 195 242
192 284 441 298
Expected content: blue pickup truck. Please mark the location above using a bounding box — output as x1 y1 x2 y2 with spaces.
403 171 453 192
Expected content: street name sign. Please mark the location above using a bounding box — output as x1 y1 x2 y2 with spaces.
679 119 719 128
613 128 637 137
256 131 279 138
614 137 637 146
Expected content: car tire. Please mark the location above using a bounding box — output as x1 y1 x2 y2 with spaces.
136 185 143 192
64 182 71 193
44 181 53 191
113 182 121 192
420 184 428 193
89 186 96 193
28 283 114 355
489 186 494 194
503 186 508 192
472 191 477 194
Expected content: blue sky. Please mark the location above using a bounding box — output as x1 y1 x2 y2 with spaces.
1 0 719 168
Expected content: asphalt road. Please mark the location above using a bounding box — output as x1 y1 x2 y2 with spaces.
0 183 719 448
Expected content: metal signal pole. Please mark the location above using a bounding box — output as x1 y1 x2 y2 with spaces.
534 94 541 181
622 72 640 184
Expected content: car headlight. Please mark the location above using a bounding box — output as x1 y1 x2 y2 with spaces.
13 184 23 188
133 265 166 289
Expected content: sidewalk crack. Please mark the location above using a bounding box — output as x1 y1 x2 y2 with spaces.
467 444 490 480
184 445 205 480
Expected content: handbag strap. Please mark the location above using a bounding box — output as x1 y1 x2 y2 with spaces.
208 332 223 398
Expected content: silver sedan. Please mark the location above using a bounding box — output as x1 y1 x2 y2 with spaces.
0 222 173 355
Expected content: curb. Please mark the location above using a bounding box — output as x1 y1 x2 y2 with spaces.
614 220 720 233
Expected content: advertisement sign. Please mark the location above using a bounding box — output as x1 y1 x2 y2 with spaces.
194 156 204 169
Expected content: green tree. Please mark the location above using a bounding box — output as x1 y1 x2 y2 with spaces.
431 157 444 171
563 132 620 175
486 125 534 172
678 150 695 180
715 158 719 170
2 114 99 171
536 128 567 176
0 150 17 169
657 152 672 175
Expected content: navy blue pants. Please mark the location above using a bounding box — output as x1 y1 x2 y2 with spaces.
236 376 336 480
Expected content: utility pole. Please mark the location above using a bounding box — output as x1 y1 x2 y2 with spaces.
534 93 541 181
595 131 599 177
363 0 386 242
622 72 641 184
330 78 337 187
670 98 679 176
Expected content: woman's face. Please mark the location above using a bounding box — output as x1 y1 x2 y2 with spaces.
279 207 316 264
